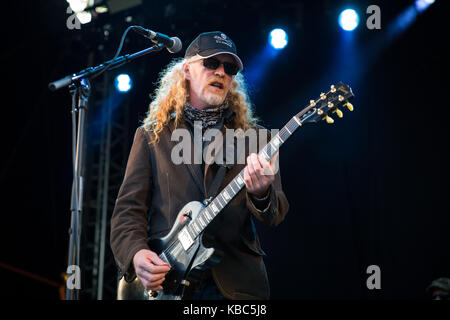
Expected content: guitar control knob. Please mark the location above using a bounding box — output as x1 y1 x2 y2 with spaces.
183 210 192 219
148 290 158 298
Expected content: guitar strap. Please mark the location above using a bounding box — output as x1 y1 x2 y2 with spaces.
205 164 229 200
203 122 234 200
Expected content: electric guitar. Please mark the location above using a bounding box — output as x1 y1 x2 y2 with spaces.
117 81 355 300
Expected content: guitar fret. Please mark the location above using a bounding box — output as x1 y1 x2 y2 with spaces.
286 119 295 129
215 198 224 209
289 119 299 130
203 209 212 220
232 180 241 193
192 222 200 234
236 175 244 187
270 141 277 151
210 202 219 214
207 208 214 219
223 190 230 200
280 129 290 142
198 216 205 228
220 194 227 206
187 225 196 239
285 125 295 135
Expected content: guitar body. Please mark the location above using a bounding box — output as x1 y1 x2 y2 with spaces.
117 201 222 300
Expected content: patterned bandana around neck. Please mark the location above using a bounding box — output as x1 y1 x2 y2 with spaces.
183 102 229 129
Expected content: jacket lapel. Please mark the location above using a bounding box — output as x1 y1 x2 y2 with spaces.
167 119 205 197
203 115 237 198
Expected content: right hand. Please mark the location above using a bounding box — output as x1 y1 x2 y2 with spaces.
133 249 171 291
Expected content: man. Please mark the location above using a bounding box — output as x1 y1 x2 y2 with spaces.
426 277 450 300
110 31 289 300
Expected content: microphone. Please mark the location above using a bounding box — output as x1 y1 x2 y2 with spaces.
133 27 182 53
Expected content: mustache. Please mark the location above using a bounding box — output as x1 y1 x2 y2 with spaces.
207 78 225 86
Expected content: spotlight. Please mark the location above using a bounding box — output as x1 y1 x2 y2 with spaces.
115 74 132 93
269 28 288 50
76 11 92 24
415 0 434 12
66 0 93 24
67 0 88 12
338 9 360 31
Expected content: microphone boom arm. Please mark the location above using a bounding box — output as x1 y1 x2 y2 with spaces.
48 43 164 91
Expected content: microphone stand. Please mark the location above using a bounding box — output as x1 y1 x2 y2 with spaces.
49 43 165 300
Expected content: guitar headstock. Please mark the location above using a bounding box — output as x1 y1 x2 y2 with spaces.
295 82 354 125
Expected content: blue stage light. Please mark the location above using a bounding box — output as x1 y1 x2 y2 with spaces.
115 74 132 92
269 28 288 50
415 0 434 12
338 9 360 31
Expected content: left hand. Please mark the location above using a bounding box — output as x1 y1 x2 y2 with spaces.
244 153 277 198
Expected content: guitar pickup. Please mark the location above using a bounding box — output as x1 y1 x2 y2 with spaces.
178 227 194 251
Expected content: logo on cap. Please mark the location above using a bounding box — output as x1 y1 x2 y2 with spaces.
213 34 232 48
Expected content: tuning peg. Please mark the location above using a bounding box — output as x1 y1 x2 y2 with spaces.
334 108 343 118
345 102 354 111
325 115 334 124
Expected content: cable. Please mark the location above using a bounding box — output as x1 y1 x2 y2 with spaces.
90 25 141 80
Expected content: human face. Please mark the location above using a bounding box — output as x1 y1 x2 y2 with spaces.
184 54 236 110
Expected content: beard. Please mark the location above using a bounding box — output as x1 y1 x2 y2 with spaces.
203 93 225 106
201 88 227 107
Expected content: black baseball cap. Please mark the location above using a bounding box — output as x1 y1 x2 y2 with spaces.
185 31 243 71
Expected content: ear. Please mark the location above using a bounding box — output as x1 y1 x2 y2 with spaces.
182 62 191 81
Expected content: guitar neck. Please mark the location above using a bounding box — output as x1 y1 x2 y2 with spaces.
186 115 303 240
185 81 355 241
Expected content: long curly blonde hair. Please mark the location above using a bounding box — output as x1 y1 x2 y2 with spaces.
142 57 259 142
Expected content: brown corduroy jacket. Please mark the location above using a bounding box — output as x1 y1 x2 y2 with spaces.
110 112 289 300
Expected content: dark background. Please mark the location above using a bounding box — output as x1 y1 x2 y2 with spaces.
1 0 448 300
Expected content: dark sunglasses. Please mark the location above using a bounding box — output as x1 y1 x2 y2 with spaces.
202 57 239 76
